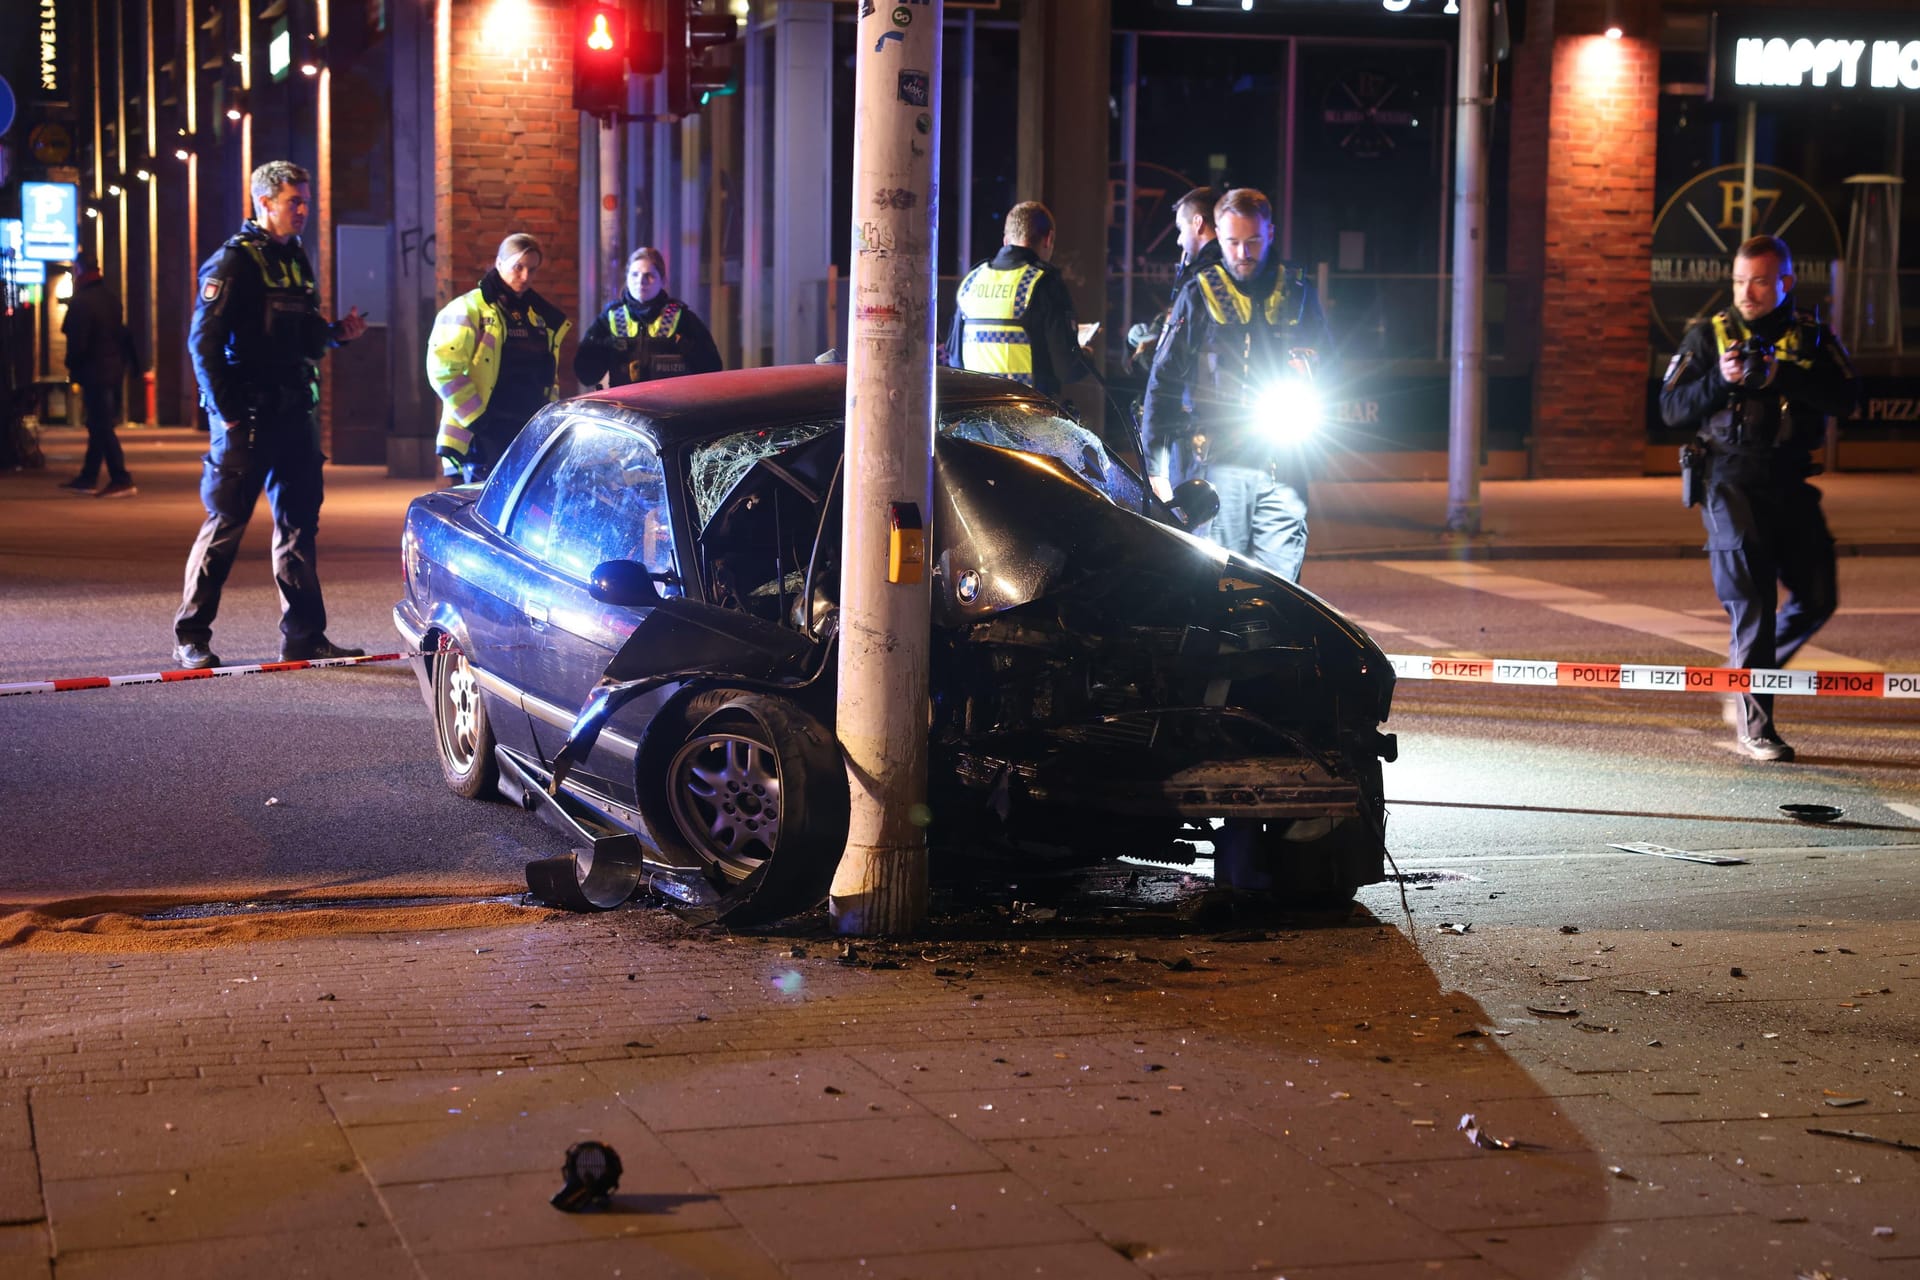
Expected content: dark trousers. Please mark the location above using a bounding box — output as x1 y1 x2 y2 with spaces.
173 416 329 647
77 381 131 484
1704 479 1837 741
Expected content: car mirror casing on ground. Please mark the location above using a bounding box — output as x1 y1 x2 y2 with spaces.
589 560 663 607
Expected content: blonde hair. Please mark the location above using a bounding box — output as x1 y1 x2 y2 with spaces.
496 233 543 271
1004 201 1055 247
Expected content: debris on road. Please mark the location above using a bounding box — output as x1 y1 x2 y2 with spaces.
1779 803 1844 824
1526 1006 1580 1019
1457 1113 1534 1151
1806 1128 1920 1153
1609 841 1748 866
1438 922 1471 935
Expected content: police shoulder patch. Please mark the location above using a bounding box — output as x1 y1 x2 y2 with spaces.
201 278 225 303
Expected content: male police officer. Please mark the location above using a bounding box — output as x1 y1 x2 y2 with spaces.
1141 187 1329 582
1659 234 1857 762
947 201 1092 402
172 160 368 669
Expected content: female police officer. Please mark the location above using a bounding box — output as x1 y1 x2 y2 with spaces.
574 247 722 389
427 232 570 483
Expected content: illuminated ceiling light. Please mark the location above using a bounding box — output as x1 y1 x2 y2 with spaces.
300 61 319 75
107 183 123 196
230 51 242 62
1241 0 1253 8
135 168 152 181
174 147 191 160
85 207 100 219
226 105 243 120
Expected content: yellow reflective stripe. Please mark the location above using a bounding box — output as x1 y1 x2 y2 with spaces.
1195 264 1292 327
1712 312 1815 369
650 303 683 339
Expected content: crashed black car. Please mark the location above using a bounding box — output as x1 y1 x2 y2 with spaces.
394 365 1396 922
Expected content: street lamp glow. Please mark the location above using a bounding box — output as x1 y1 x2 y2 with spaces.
135 169 152 182
1605 25 1623 39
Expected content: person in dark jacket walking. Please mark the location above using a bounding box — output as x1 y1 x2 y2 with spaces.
1659 234 1857 762
59 251 141 497
574 247 722 390
172 160 368 670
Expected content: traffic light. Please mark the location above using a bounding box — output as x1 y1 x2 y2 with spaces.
665 1 742 118
572 0 628 116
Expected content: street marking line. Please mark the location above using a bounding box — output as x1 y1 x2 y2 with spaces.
1375 561 1885 673
1886 802 1920 824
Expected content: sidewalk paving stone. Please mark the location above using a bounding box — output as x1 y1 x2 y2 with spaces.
411 1229 788 1280
378 1169 733 1253
722 1169 1087 1262
48 1225 415 1280
661 1113 1004 1189
1459 1214 1891 1279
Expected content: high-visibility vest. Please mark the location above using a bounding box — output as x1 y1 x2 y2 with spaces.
1194 262 1294 330
955 262 1046 385
609 301 687 382
426 287 570 461
1710 311 1816 370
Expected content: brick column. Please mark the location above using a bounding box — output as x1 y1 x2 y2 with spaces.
1507 0 1659 477
434 0 581 373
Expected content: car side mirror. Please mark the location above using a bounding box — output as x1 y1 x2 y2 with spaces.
1167 478 1221 531
589 560 663 607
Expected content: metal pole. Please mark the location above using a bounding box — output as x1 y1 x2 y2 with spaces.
599 114 621 319
1740 101 1756 243
829 1 942 935
1121 33 1137 339
1444 0 1489 534
956 10 973 271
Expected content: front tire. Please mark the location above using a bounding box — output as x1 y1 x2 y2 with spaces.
663 693 848 892
433 640 498 799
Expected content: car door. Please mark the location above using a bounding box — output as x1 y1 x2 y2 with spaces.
499 416 679 803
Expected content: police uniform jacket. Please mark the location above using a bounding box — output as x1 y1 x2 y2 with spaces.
1659 298 1857 547
573 290 722 388
944 244 1091 398
1140 255 1329 483
189 220 341 425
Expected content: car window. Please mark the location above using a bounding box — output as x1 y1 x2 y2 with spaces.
473 403 568 529
505 421 673 582
942 404 1145 510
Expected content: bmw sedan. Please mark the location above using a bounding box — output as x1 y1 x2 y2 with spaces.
394 365 1396 923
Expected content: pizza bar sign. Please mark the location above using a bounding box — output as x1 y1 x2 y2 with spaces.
1734 36 1920 91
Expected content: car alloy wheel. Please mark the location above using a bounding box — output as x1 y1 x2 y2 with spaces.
658 693 849 915
433 640 498 799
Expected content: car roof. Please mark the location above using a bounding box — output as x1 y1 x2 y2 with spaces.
567 364 1059 448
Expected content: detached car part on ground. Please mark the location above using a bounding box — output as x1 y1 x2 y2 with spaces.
394 366 1397 925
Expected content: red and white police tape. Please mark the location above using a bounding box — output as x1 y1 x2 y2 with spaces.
1385 654 1920 699
0 651 414 698
6 649 1916 702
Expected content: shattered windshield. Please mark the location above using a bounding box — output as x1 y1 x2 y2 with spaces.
686 404 1142 530
686 421 836 528
941 404 1143 509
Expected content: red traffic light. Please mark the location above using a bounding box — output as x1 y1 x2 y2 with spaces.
573 1 628 115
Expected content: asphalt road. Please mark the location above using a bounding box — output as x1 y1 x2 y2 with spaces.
5 429 1918 921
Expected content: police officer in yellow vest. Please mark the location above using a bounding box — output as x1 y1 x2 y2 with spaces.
1660 234 1857 762
1141 188 1329 583
427 233 570 483
172 160 368 670
574 246 722 390
946 201 1093 402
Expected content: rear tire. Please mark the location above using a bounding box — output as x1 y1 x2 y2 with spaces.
433 641 498 800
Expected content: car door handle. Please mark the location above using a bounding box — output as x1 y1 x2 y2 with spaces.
526 599 549 630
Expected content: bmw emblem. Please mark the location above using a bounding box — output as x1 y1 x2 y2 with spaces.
955 569 981 603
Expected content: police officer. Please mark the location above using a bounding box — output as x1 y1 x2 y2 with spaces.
1660 234 1857 762
172 160 367 670
574 246 722 390
427 232 570 483
1141 187 1329 583
946 201 1093 402
1126 186 1223 374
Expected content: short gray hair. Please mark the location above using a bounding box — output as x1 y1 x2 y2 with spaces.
250 160 311 203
